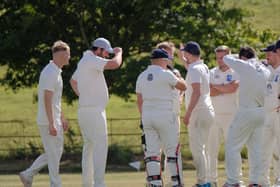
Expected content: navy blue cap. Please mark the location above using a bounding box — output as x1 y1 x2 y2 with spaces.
181 41 201 56
275 40 280 51
150 48 170 60
261 44 276 52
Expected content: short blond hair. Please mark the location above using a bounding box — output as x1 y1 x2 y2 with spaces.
215 45 231 54
156 41 175 52
51 40 70 54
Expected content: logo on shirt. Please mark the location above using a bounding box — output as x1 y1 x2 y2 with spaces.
226 74 232 82
274 75 279 82
266 83 272 94
147 73 153 81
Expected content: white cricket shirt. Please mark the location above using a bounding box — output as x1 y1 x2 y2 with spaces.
37 61 63 126
210 67 239 114
136 65 179 111
72 50 109 109
185 60 213 110
223 55 271 108
264 65 280 111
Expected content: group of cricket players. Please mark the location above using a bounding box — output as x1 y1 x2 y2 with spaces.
136 39 280 187
18 37 280 187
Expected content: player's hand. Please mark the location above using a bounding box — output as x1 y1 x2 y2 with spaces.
183 111 191 126
113 47 122 54
275 106 280 112
49 124 57 136
62 119 69 131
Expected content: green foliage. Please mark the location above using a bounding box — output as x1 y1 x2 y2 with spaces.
0 0 277 103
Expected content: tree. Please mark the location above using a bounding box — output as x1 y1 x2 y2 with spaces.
0 0 276 103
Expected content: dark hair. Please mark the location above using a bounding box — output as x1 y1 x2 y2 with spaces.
91 46 98 51
239 46 256 59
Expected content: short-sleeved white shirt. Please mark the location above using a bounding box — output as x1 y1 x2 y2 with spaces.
72 50 109 109
37 61 63 126
264 65 280 111
136 65 179 111
210 67 239 114
223 55 271 108
185 60 213 110
170 68 182 115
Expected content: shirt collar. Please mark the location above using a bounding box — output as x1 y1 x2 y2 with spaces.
189 59 203 68
49 60 62 73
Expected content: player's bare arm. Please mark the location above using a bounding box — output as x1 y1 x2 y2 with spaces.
175 78 187 91
104 47 123 70
61 112 69 131
184 83 200 125
44 90 57 136
136 93 143 114
211 80 239 94
70 78 79 96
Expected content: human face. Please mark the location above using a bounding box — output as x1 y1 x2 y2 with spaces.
266 51 277 67
54 48 70 67
96 48 109 58
215 51 228 69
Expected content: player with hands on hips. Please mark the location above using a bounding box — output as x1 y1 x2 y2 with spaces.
136 48 186 187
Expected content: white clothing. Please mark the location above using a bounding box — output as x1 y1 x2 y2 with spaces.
210 67 239 114
185 60 213 110
208 67 239 182
259 66 280 186
72 50 111 187
72 50 109 109
185 60 214 184
37 61 62 126
223 55 271 184
78 107 108 187
24 125 64 187
136 64 182 186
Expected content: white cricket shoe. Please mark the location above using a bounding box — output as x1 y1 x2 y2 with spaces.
19 171 33 187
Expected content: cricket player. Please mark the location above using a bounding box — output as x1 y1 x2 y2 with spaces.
156 41 184 186
259 43 280 187
70 37 122 187
19 40 70 187
181 41 215 187
222 47 271 187
136 48 186 187
208 45 239 187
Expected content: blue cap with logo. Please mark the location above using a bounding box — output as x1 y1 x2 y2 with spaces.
261 44 276 52
181 41 201 56
150 48 171 60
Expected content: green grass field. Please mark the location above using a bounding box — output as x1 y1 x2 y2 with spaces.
0 169 251 187
224 0 280 34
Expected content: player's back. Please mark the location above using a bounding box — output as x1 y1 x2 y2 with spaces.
224 55 270 108
136 65 176 110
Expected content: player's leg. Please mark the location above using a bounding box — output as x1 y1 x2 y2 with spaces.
246 108 266 186
188 108 214 186
224 109 253 185
208 116 220 185
39 125 63 187
257 112 276 186
92 110 108 187
142 110 163 187
157 111 182 187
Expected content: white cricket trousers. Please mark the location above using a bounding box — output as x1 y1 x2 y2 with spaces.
188 107 215 184
78 107 108 187
25 125 63 187
142 109 181 185
208 113 235 183
259 111 280 186
225 107 264 185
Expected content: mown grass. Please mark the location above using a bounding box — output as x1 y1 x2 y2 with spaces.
224 0 280 34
